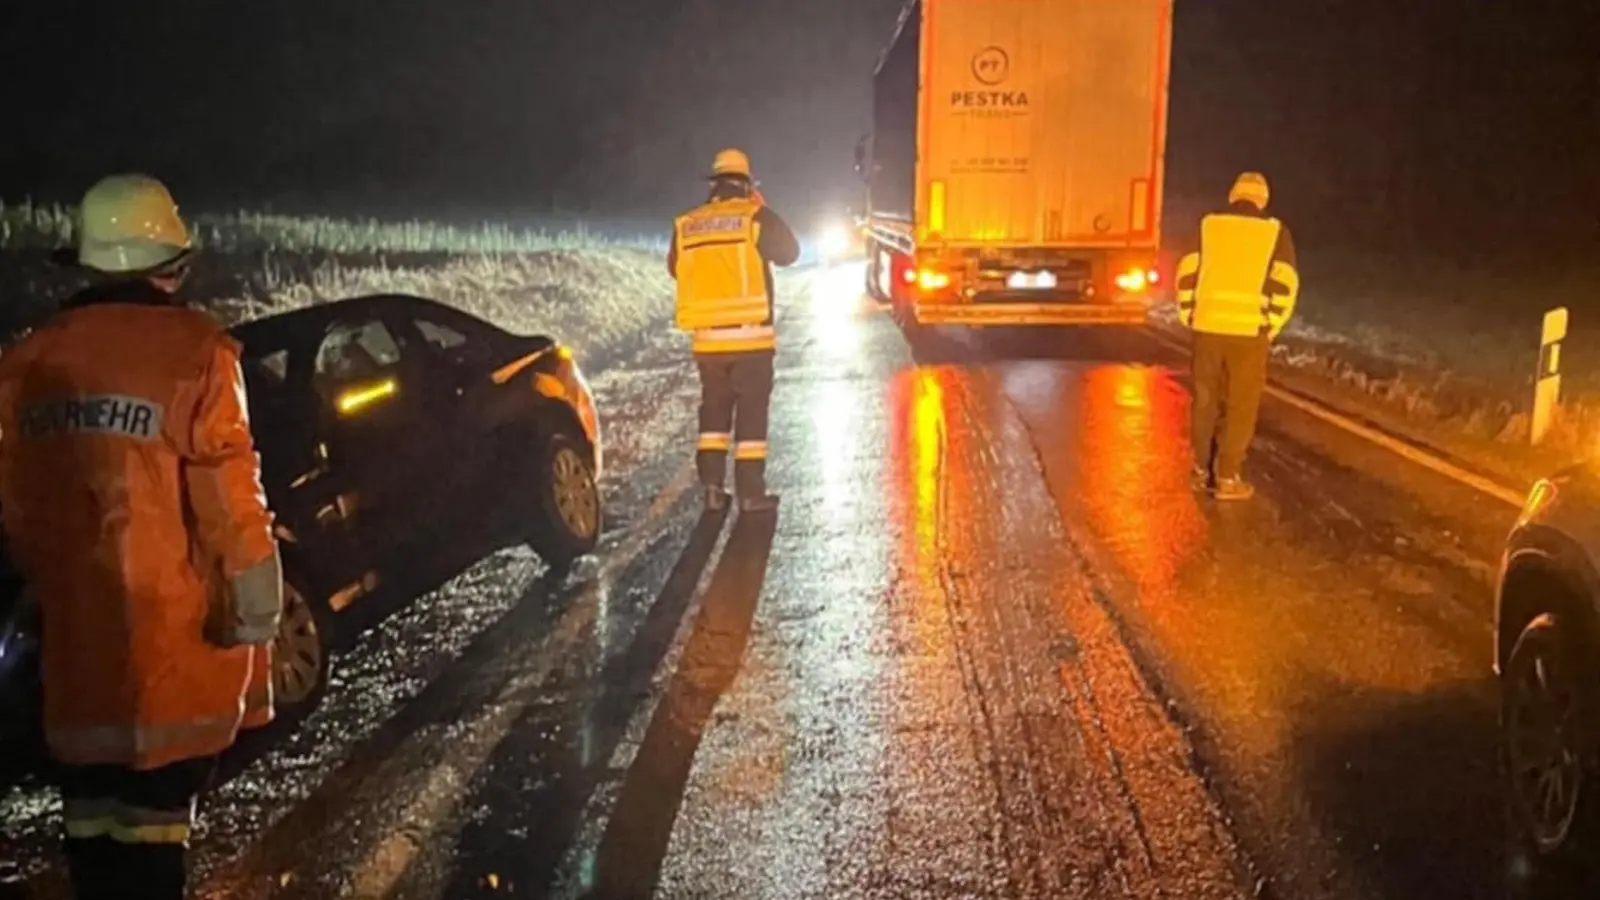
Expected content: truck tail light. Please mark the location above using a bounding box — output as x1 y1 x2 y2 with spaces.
1114 266 1161 293
916 268 951 291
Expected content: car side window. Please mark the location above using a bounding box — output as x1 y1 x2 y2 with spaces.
315 319 403 384
251 349 290 385
313 319 410 413
416 319 468 351
242 348 291 411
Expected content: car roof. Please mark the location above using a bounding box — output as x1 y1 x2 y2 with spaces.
229 294 505 357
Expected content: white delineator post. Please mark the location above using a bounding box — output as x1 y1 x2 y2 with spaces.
1532 306 1568 446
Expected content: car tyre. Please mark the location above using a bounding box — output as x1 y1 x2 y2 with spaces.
1504 611 1600 897
268 563 333 729
528 428 601 575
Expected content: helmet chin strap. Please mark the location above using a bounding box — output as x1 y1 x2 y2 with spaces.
146 255 194 296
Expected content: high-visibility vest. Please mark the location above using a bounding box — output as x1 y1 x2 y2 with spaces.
1177 213 1300 338
0 296 281 771
674 198 775 353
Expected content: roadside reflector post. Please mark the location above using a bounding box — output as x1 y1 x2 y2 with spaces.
1532 306 1568 446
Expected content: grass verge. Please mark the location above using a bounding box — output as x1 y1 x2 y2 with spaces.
0 205 672 367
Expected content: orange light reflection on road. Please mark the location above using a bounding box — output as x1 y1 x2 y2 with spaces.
887 367 963 666
913 370 945 559
1074 365 1206 597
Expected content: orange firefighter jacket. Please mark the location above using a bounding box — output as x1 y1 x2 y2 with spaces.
0 288 281 771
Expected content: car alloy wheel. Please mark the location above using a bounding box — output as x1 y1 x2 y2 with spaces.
1506 614 1587 854
551 444 599 541
272 580 325 707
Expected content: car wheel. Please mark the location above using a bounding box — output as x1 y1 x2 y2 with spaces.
529 428 601 573
1504 612 1600 892
271 568 332 725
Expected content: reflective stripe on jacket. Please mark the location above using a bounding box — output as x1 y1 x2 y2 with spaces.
691 324 776 355
63 796 196 845
1176 210 1301 338
241 644 274 730
0 287 281 771
673 197 774 351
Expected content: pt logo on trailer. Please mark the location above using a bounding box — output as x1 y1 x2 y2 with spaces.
955 46 1028 114
971 46 1009 85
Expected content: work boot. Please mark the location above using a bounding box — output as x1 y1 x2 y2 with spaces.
1212 477 1255 501
1190 464 1212 491
738 493 779 514
704 486 730 512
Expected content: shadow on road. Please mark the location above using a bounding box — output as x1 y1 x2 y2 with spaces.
1294 676 1511 900
584 507 778 900
431 504 744 898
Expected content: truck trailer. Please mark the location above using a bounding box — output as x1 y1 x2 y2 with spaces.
858 0 1174 328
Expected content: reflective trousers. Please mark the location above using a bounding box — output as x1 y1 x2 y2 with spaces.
1190 331 1271 480
54 754 217 900
694 350 774 497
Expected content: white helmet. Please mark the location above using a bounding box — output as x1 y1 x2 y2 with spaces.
77 174 194 274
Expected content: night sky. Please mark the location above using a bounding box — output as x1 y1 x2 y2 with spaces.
3 1 1596 265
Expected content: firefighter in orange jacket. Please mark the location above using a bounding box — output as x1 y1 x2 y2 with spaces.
668 149 800 513
0 174 281 899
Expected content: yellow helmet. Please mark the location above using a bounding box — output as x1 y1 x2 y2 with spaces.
709 148 753 180
1228 171 1270 209
77 174 194 274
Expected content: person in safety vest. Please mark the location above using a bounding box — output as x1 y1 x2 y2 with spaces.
0 174 281 899
1174 171 1300 501
668 148 800 513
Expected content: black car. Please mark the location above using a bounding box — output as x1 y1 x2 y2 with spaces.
1497 465 1600 894
0 293 603 751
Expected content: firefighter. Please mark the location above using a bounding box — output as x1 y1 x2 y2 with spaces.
668 148 800 513
0 174 282 899
1174 171 1300 501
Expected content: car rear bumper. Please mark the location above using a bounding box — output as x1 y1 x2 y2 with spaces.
913 301 1150 326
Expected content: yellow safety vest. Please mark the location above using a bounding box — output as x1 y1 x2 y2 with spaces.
673 198 774 354
1176 213 1300 338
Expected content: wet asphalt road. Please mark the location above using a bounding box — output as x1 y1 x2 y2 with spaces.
1 263 1522 899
